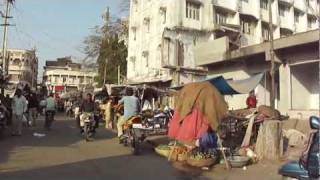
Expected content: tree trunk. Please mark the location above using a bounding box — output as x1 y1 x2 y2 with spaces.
255 120 283 161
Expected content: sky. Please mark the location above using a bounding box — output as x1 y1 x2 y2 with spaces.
1 0 126 79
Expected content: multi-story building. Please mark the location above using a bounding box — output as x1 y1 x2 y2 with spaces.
1 49 38 90
43 57 97 93
127 0 319 86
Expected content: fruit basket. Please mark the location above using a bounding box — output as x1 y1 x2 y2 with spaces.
186 151 218 167
155 145 171 157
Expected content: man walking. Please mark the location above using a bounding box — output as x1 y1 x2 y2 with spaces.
11 89 27 136
27 93 39 127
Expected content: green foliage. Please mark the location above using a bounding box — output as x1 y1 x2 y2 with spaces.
83 15 128 86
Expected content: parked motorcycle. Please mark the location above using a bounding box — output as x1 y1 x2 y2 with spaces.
80 112 96 141
278 116 320 180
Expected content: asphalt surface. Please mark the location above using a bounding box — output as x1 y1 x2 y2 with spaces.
0 113 283 180
0 113 211 180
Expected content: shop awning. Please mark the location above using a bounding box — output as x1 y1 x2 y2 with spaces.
171 73 265 95
207 73 265 95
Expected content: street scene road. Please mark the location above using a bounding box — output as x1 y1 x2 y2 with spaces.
0 0 319 179
0 113 284 180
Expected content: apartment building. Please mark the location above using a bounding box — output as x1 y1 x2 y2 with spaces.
1 49 38 90
43 57 97 93
127 0 319 86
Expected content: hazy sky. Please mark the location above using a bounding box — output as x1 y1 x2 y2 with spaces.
1 0 126 78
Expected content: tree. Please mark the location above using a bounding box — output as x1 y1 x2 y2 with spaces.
83 9 128 86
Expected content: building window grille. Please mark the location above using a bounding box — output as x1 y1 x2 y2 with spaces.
294 11 300 23
186 1 200 20
262 25 270 41
260 0 268 10
215 11 227 25
241 19 254 35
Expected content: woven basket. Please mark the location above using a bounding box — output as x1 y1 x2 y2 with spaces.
155 147 171 158
186 157 216 167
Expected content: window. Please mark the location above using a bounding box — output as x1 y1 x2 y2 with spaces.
241 0 249 2
215 11 227 25
308 17 316 28
186 1 200 20
279 5 288 17
241 19 254 35
262 24 270 41
132 28 137 40
294 11 300 23
260 0 268 10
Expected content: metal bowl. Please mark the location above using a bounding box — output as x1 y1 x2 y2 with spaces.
228 156 250 168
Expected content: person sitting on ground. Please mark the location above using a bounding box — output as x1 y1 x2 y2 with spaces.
117 88 140 140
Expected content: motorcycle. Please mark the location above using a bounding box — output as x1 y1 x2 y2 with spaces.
80 112 96 142
278 116 320 180
122 115 144 155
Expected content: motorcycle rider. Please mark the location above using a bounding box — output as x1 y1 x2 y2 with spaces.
79 93 99 133
44 93 56 130
117 88 140 140
0 99 9 127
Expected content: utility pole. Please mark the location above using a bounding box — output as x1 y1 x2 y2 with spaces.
117 65 120 85
268 0 276 109
103 58 108 85
0 0 13 95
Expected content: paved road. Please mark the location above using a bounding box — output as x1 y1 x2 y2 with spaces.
0 113 210 180
0 113 282 180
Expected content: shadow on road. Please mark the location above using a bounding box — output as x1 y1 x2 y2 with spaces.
0 113 116 165
0 153 211 180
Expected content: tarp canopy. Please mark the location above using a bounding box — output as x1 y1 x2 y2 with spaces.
171 73 265 95
207 73 264 95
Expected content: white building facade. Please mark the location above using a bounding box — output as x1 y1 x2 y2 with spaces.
43 57 97 93
1 49 38 90
127 0 319 86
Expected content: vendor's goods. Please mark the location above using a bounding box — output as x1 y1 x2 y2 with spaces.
186 151 217 167
228 155 250 168
155 145 171 157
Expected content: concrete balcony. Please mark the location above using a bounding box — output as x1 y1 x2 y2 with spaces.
239 1 260 20
294 0 306 12
260 9 278 25
212 0 238 12
278 0 294 6
280 16 294 31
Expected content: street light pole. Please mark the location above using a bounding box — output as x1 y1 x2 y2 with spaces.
268 0 276 109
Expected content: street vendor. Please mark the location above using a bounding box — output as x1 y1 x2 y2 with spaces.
246 91 257 109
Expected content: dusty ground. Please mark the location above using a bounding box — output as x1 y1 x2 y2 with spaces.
0 113 298 180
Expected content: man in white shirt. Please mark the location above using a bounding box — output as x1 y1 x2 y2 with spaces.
11 89 27 136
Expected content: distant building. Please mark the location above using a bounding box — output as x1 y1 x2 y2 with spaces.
1 49 38 90
43 57 97 93
127 0 319 86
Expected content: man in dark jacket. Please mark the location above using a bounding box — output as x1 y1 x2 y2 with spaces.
27 93 39 127
79 93 99 133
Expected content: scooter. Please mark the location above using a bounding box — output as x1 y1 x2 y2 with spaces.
278 116 320 180
80 112 96 142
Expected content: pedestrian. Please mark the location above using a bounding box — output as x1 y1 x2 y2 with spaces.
3 94 12 126
44 93 56 130
246 91 257 109
100 98 113 129
11 89 27 136
27 93 39 127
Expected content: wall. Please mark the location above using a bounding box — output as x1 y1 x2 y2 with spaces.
291 62 319 110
